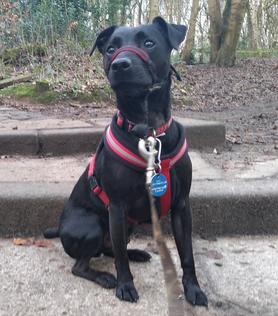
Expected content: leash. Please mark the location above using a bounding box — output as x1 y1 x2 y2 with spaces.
138 135 195 316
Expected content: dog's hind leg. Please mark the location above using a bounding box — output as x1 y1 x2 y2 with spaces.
72 257 117 289
43 227 59 238
127 249 151 262
103 248 151 262
60 208 117 289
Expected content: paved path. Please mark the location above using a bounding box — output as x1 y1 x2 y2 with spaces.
1 236 277 316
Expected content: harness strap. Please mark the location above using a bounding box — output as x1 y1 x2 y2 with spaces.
88 154 143 224
160 159 172 217
88 123 188 221
106 125 147 168
88 155 110 207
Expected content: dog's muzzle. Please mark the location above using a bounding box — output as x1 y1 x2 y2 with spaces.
111 46 149 64
107 46 157 85
107 46 181 89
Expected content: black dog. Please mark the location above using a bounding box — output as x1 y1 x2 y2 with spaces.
45 16 207 306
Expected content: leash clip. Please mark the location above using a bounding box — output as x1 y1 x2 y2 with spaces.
138 136 157 185
155 137 162 173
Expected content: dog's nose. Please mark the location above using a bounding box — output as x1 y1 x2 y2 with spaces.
111 57 131 72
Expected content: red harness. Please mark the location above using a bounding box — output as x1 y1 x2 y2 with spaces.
88 114 188 222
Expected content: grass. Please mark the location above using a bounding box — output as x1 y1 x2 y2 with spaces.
0 83 59 104
236 49 278 58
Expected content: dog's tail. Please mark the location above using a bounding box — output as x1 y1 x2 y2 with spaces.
43 227 59 239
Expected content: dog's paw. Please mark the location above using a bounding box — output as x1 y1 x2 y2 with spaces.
183 281 208 306
95 272 117 289
116 281 139 303
127 249 152 262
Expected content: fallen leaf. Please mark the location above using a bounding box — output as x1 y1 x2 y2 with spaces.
205 249 223 260
34 239 53 248
13 238 34 246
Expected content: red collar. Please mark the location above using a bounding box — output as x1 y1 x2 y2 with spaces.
116 111 173 136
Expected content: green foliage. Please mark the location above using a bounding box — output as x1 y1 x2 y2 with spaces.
2 0 92 49
0 44 47 65
236 49 278 58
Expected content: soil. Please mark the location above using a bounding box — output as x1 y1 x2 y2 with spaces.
1 57 277 171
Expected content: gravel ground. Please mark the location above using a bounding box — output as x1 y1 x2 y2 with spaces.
1 236 278 316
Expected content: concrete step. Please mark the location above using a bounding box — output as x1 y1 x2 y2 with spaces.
1 153 277 237
0 116 225 155
0 178 277 237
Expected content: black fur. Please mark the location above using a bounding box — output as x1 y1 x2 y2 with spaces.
45 17 207 306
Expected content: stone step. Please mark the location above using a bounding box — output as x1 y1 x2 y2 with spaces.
0 178 277 237
0 117 225 155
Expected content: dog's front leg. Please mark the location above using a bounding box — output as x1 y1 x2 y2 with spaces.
109 202 139 303
171 196 208 306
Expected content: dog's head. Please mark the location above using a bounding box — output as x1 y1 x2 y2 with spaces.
90 17 187 97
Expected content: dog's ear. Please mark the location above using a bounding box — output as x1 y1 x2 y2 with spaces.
90 26 117 56
152 16 187 50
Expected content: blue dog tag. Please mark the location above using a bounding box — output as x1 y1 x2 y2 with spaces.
151 173 168 197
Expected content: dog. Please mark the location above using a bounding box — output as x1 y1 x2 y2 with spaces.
44 16 208 306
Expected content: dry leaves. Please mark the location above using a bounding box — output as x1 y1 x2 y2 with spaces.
13 238 53 248
176 57 278 112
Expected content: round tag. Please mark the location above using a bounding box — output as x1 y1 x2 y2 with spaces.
151 173 168 197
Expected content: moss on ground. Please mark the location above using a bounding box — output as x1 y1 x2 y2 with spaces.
0 83 59 104
0 82 113 104
67 84 113 103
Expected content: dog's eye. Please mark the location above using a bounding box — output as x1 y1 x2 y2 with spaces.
144 40 155 48
106 46 116 54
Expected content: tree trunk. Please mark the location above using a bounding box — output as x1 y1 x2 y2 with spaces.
208 0 222 63
176 0 182 24
181 0 200 64
216 0 248 66
149 0 159 21
120 0 127 24
257 0 264 47
249 0 261 49
247 1 255 48
137 0 143 25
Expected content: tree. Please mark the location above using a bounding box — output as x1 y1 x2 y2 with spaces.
181 0 200 64
208 0 248 66
149 0 159 21
208 0 222 63
248 0 261 49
